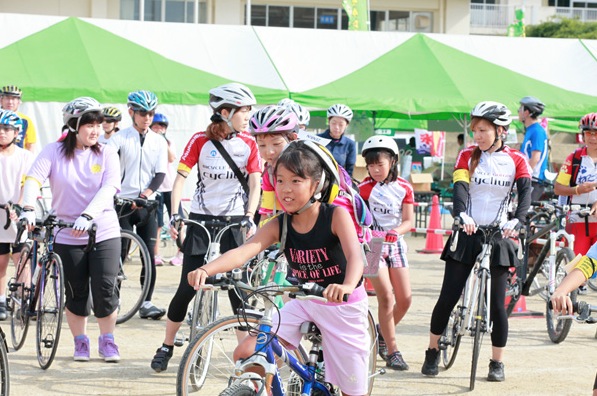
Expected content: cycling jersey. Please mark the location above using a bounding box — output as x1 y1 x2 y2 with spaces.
0 147 33 243
178 131 261 217
359 176 414 232
521 122 548 181
556 146 597 223
107 126 168 198
259 164 283 217
454 145 531 226
14 112 37 149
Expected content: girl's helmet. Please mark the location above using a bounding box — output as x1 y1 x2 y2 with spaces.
361 135 399 157
0 109 22 131
62 97 103 132
520 96 545 117
249 105 299 136
103 106 122 122
152 113 169 126
327 104 353 123
470 101 512 129
277 98 295 108
288 102 311 126
127 90 158 112
209 83 256 111
580 113 597 131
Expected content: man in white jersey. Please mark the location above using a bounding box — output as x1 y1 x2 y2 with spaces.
107 90 168 319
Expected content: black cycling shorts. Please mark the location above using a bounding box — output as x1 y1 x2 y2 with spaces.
0 242 25 256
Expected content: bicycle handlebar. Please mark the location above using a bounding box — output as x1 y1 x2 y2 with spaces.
15 215 97 253
114 196 159 210
0 203 12 230
551 300 597 324
173 218 246 250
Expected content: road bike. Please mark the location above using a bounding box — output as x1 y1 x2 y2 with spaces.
439 221 522 391
0 327 9 396
9 215 95 369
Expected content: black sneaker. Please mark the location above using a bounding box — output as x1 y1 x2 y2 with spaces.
376 324 388 361
386 351 409 371
139 304 166 320
0 302 6 321
421 348 440 376
487 359 505 382
151 345 173 372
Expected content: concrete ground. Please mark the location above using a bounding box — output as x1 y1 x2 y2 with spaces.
6 235 597 395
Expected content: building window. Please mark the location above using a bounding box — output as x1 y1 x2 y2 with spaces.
251 5 267 26
548 0 571 6
121 0 206 23
294 7 315 28
317 8 338 29
268 6 290 27
144 0 162 21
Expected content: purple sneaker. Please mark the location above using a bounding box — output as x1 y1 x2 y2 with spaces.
74 335 90 362
98 334 120 363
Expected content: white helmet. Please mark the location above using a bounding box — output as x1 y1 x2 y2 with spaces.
470 101 511 128
361 135 399 157
62 97 103 132
209 83 256 111
327 104 353 123
288 102 310 126
277 98 295 108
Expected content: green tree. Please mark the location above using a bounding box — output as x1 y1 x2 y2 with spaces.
526 17 597 39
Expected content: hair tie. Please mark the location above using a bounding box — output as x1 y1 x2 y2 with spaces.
210 113 223 123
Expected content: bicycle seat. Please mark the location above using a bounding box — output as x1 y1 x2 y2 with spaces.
300 321 322 342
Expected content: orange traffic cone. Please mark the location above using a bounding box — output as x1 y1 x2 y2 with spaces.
509 296 543 318
364 278 376 296
417 195 444 254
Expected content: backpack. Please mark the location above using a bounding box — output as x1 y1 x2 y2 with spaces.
334 165 373 243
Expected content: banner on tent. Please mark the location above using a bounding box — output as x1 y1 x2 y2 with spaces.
414 129 445 157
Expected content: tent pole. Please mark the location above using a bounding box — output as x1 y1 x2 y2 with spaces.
441 132 445 181
247 0 251 25
139 0 144 21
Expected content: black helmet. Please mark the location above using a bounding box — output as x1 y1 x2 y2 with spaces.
520 96 545 117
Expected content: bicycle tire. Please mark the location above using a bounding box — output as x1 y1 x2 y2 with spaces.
219 384 256 396
441 304 463 370
546 247 577 344
470 272 487 391
189 288 217 342
176 313 307 396
588 276 597 292
116 230 152 324
36 254 64 370
366 310 377 396
505 267 523 317
9 243 32 351
0 329 10 396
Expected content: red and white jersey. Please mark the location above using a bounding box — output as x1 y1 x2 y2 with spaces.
359 176 414 232
454 145 531 226
178 131 262 216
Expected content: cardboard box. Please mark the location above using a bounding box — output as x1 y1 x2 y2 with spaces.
409 173 433 192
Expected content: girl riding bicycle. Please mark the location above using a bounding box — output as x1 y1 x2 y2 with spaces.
421 101 531 382
150 83 262 373
188 140 370 396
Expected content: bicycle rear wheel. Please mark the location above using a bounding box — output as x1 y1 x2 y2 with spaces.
116 230 151 324
505 266 523 317
588 276 597 292
546 247 576 344
9 243 32 351
470 273 487 391
0 328 9 396
441 305 463 370
366 310 378 395
36 254 64 370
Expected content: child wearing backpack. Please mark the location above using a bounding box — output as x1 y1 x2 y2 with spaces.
358 135 414 371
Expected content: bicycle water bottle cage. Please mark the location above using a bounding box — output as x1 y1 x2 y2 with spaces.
300 321 322 343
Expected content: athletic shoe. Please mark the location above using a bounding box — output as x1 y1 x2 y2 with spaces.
0 302 7 321
386 351 409 370
151 345 173 372
98 334 120 362
487 359 505 382
74 335 90 362
421 348 439 376
139 304 166 320
376 324 388 361
155 255 164 266
170 253 183 266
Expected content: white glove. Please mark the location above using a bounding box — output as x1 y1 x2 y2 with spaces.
73 215 92 232
458 212 476 226
19 210 36 226
502 219 520 232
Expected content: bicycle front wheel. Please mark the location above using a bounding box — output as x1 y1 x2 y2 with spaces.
9 243 32 351
36 254 64 370
219 384 256 396
116 230 152 324
470 272 487 391
189 289 218 342
546 247 576 344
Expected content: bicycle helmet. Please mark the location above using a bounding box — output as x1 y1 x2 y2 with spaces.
0 109 22 131
249 105 299 136
277 98 295 108
520 96 545 117
580 113 597 131
209 83 256 111
127 90 158 111
327 104 353 123
470 101 512 128
361 135 399 157
1 85 22 98
62 97 103 132
152 113 169 126
103 106 122 122
288 102 310 126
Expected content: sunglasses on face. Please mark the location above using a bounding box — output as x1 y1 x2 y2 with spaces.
136 110 155 117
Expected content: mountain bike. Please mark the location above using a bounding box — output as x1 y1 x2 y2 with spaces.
439 221 522 391
9 215 95 369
